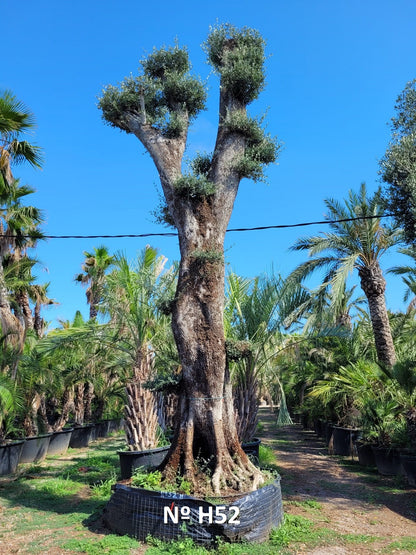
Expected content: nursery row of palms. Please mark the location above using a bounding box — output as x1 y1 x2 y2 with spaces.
2 181 416 449
2 88 416 455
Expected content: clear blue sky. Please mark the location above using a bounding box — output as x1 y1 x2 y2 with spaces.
2 0 416 327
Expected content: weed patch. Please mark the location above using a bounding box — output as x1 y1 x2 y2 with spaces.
64 534 141 554
384 537 416 552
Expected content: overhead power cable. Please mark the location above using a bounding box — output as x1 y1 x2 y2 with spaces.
3 213 395 240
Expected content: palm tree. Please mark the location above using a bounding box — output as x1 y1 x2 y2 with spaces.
75 246 114 319
0 90 43 188
289 184 401 367
285 282 366 333
0 180 43 355
101 246 172 450
225 272 309 439
388 246 416 312
31 282 56 338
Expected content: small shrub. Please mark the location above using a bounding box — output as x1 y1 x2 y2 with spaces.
258 444 277 467
174 175 216 199
131 467 163 490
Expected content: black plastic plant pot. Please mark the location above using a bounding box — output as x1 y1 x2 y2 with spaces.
314 419 324 438
372 446 402 476
332 427 361 457
69 425 95 448
94 420 111 439
118 446 171 480
0 440 24 475
108 418 124 434
323 422 334 446
241 438 261 464
103 477 284 545
355 441 376 467
47 428 73 456
301 411 310 430
292 411 302 424
19 434 52 464
399 453 416 486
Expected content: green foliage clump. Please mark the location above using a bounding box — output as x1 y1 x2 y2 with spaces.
233 134 279 182
98 76 160 133
190 249 224 263
64 534 140 555
174 174 216 199
390 79 416 139
189 152 212 177
131 467 163 490
144 371 181 393
258 444 278 467
226 339 252 361
204 24 265 104
131 466 192 495
99 44 206 137
141 45 190 79
270 514 336 549
381 133 416 244
381 79 416 245
386 537 416 552
221 111 279 182
223 111 264 142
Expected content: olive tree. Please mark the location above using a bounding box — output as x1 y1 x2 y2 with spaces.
381 79 416 245
98 24 279 494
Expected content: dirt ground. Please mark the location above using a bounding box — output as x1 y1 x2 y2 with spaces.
258 407 416 554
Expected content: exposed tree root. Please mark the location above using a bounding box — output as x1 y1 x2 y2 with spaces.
160 420 264 496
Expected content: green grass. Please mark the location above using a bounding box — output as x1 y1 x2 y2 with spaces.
269 515 379 550
384 537 416 552
287 498 322 511
0 421 408 554
0 435 127 553
258 444 278 466
63 535 141 554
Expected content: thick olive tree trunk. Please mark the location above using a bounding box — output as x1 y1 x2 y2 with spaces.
124 101 261 492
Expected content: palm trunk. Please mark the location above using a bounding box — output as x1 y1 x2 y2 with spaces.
17 290 34 331
359 262 396 367
406 407 416 451
234 361 259 443
53 386 74 431
0 261 24 374
33 302 45 338
38 393 53 433
83 381 94 422
74 383 85 426
23 392 41 437
124 348 158 451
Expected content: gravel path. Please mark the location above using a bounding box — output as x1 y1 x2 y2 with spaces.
258 407 416 554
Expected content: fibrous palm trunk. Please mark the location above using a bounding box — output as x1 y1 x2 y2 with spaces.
74 383 85 426
53 387 75 431
0 261 24 377
358 262 396 367
83 382 94 422
124 348 158 451
234 365 259 443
